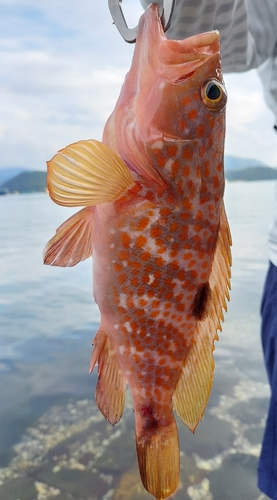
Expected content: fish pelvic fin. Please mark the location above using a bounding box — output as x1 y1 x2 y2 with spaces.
173 203 232 432
135 414 180 499
43 206 94 267
47 139 136 207
90 328 126 425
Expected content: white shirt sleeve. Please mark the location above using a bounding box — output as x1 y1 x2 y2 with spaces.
141 0 277 125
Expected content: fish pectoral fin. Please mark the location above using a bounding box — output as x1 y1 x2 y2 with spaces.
173 203 231 432
135 416 180 499
89 328 126 425
47 139 136 207
43 206 94 267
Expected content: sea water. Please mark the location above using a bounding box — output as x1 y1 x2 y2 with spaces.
0 181 274 500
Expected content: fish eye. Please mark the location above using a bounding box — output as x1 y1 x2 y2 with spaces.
201 79 227 111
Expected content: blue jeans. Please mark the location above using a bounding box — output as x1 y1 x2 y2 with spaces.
258 261 277 499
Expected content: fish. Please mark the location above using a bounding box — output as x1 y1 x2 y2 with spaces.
44 4 231 499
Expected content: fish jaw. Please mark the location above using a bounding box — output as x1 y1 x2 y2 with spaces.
103 4 226 186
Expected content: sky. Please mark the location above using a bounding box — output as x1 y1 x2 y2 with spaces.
1 0 276 172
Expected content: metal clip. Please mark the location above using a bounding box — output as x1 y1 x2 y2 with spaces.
108 0 175 43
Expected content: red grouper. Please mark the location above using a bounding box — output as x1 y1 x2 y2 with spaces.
44 4 231 499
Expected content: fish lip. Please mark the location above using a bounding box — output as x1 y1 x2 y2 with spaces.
159 31 221 80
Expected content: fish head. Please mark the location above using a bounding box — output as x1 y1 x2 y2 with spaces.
103 4 227 187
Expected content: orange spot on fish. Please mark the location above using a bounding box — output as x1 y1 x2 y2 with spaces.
139 298 147 307
117 250 129 260
121 232 131 248
157 155 166 168
131 276 139 287
203 162 210 177
196 124 205 138
182 165 190 177
166 144 178 157
184 252 193 261
164 290 174 300
141 251 151 261
136 217 149 231
126 297 134 308
113 263 123 272
171 160 181 178
182 198 193 211
180 212 190 221
181 96 191 106
169 260 179 271
177 269 186 280
136 235 147 248
182 147 193 161
160 207 171 216
188 108 197 120
170 222 179 232
200 194 210 204
164 277 175 289
118 273 127 284
154 270 162 279
213 175 220 188
150 226 162 238
154 257 164 267
142 275 150 285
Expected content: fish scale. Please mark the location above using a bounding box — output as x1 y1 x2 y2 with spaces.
44 4 231 499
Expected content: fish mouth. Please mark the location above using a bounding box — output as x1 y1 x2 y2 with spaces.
159 30 220 82
138 5 220 82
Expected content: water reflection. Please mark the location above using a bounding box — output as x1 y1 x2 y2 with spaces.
0 181 275 499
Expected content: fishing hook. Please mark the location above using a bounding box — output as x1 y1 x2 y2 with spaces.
108 0 176 43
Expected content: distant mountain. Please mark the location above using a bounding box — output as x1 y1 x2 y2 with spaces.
226 166 277 182
0 167 27 185
2 171 47 193
0 155 276 194
224 156 266 171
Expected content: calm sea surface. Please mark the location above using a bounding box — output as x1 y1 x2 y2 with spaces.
0 181 275 500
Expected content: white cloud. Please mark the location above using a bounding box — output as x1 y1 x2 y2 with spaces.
224 70 277 166
0 0 276 171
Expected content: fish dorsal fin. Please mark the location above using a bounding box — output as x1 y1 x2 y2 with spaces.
172 203 232 432
43 206 94 267
89 328 126 425
47 139 135 207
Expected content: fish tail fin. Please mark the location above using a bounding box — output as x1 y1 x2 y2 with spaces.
135 413 180 499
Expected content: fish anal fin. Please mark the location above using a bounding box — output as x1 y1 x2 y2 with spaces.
173 203 231 432
43 206 94 267
90 328 126 425
47 139 136 207
135 417 180 499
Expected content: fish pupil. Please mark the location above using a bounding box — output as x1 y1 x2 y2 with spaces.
206 82 221 100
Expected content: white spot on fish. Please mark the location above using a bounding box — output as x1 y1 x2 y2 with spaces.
110 243 115 249
151 140 163 150
148 274 155 285
165 158 174 171
114 324 119 330
119 293 127 308
119 345 125 354
124 321 132 333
